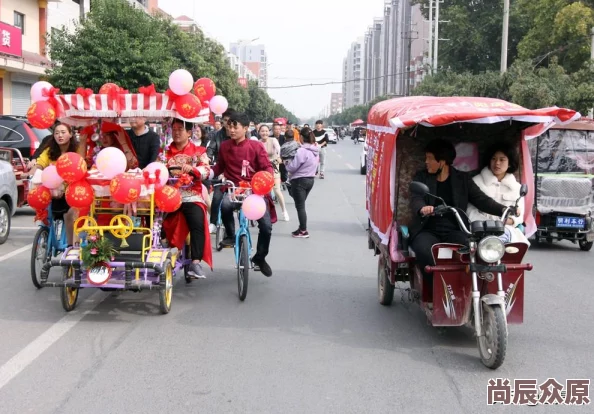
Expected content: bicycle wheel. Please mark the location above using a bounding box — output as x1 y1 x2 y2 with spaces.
31 227 50 289
237 234 249 301
60 267 79 312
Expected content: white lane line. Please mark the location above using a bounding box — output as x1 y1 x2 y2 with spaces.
345 163 355 170
0 244 32 263
0 290 107 391
337 154 342 159
11 227 39 230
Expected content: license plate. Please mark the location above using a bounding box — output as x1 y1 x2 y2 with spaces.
556 216 585 228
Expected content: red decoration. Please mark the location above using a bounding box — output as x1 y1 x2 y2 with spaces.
99 83 120 95
110 173 142 204
27 185 52 210
139 84 157 96
26 101 57 129
193 78 216 103
251 171 275 196
173 173 192 189
175 94 202 119
65 180 94 209
56 152 88 183
154 185 182 213
75 87 93 98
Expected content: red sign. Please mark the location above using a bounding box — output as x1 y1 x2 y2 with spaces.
238 78 247 88
0 22 22 58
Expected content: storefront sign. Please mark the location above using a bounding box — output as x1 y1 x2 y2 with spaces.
0 22 23 58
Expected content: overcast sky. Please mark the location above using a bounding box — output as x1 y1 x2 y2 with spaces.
160 0 381 120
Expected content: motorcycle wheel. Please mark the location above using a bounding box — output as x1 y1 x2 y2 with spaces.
477 303 507 369
579 240 593 251
377 256 394 306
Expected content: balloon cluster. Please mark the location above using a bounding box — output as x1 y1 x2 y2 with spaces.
168 69 228 117
26 81 61 129
241 171 275 221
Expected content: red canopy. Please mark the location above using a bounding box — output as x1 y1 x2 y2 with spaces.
351 119 365 126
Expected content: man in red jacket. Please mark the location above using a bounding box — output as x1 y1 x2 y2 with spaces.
211 112 275 277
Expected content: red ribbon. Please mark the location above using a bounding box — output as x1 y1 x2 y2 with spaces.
139 84 157 96
42 86 65 118
75 87 93 98
174 173 192 188
164 89 181 101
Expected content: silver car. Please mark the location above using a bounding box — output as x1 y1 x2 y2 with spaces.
0 149 19 244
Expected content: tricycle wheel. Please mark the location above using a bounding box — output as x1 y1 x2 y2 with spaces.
579 240 593 251
215 224 225 252
60 267 79 312
184 264 192 284
159 260 173 314
31 227 50 289
378 257 394 306
0 199 10 245
477 303 507 369
237 235 249 301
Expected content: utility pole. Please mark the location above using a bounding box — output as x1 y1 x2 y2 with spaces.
428 0 433 73
590 28 594 117
500 0 510 72
433 0 440 72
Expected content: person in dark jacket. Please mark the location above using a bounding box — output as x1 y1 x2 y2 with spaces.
127 117 160 169
410 139 509 300
206 109 234 164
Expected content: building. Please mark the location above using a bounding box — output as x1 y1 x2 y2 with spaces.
330 93 343 115
173 15 199 33
229 41 268 87
48 0 89 35
342 37 365 109
227 52 258 83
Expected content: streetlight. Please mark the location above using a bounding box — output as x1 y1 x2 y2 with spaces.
500 0 510 73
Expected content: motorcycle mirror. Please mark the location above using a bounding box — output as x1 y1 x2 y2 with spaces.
519 184 528 197
410 181 430 196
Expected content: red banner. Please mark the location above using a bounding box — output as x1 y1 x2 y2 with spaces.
0 22 22 57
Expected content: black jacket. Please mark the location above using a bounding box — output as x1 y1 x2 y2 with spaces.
410 168 507 240
206 128 230 164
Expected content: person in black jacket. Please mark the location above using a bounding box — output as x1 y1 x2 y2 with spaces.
206 109 234 164
410 139 509 300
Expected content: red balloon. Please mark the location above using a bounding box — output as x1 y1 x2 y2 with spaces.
175 94 202 119
110 173 142 204
99 83 120 95
56 152 88 183
193 78 216 103
154 185 182 213
65 180 94 209
27 185 52 210
27 101 57 129
251 171 275 196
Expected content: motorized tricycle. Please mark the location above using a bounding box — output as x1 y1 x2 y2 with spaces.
365 96 579 369
527 118 594 251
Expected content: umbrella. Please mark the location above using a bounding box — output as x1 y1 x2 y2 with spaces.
351 119 365 126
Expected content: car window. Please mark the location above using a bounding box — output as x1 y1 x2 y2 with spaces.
0 125 24 143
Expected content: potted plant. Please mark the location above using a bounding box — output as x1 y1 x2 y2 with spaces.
81 232 118 285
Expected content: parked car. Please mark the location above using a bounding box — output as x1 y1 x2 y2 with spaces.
360 141 367 175
0 149 19 244
325 128 338 144
0 115 52 160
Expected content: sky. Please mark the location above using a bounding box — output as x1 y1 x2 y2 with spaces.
159 0 382 120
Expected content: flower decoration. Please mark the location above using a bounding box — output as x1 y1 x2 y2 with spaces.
81 232 118 269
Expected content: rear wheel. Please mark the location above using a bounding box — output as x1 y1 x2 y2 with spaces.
159 260 173 314
31 227 50 289
60 267 79 312
237 235 249 301
477 303 507 369
0 199 10 244
215 225 225 252
579 239 593 251
378 257 394 306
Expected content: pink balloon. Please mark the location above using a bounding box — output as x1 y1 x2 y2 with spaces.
143 162 169 188
31 81 53 102
169 69 193 96
41 165 64 189
209 95 228 116
242 194 266 220
96 147 127 179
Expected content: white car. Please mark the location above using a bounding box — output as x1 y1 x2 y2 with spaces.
325 128 338 144
0 149 18 244
360 141 367 175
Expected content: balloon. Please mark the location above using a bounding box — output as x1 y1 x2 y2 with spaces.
175 94 202 119
56 152 87 183
110 173 142 204
41 165 64 189
154 185 182 213
209 95 228 116
242 194 266 220
168 69 193 96
143 162 169 188
31 81 53 102
99 83 120 95
96 147 127 179
65 180 94 209
251 171 275 196
26 101 57 129
193 78 216 103
27 185 52 210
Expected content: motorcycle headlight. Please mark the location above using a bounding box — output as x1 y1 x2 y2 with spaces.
478 236 505 263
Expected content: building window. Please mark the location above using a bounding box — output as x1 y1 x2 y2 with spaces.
14 11 25 34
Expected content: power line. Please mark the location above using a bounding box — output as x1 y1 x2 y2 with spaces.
262 70 413 90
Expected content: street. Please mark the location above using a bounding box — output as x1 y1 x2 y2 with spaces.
0 140 593 414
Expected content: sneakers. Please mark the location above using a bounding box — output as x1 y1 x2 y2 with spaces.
292 229 309 238
187 262 206 279
320 173 325 179
221 236 235 247
209 223 217 234
282 211 290 221
251 256 272 277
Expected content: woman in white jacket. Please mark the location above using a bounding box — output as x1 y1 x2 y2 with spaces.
467 143 529 245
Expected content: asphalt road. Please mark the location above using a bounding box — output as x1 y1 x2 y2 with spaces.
0 138 592 413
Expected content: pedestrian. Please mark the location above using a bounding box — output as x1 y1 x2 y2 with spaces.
259 125 289 221
127 117 161 169
285 127 319 238
193 124 208 147
271 122 285 146
280 129 299 184
312 120 328 179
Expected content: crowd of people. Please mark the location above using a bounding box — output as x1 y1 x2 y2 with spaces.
27 111 331 279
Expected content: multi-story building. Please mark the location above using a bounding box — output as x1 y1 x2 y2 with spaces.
342 37 365 110
229 41 268 87
330 93 343 115
173 15 200 33
227 53 258 83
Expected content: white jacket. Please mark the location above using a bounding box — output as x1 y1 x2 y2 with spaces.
468 167 529 244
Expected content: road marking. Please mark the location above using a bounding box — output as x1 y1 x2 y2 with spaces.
331 148 336 153
0 244 32 263
0 290 107 391
337 154 342 159
345 163 355 170
11 227 39 230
